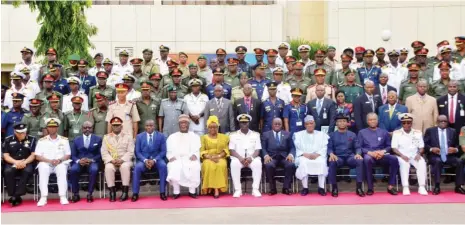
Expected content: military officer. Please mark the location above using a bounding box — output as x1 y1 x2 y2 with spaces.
231 72 258 105
63 54 80 78
113 49 133 75
149 72 163 100
224 58 241 88
89 71 116 109
88 53 105 77
351 46 365 70
251 48 265 75
305 49 334 84
453 36 465 63
236 46 252 77
276 42 290 68
287 62 312 104
15 47 41 82
90 93 108 137
429 40 449 67
76 59 97 96
216 48 228 70
2 93 28 137
181 63 207 92
264 49 285 80
121 74 142 101
399 48 409 67
325 46 339 71
433 45 464 81
415 48 434 83
197 55 213 85
249 62 271 101
136 82 161 133
62 76 89 113
50 64 71 96
374 47 388 67
408 40 426 63
429 61 454 98
261 67 292 104
206 68 233 100
21 98 45 139
141 48 160 76
184 79 209 136
106 83 140 139
131 57 148 90
40 93 65 136
306 69 336 103
154 45 171 75
382 49 408 92
3 71 35 110
159 59 180 87
63 96 94 141
357 49 382 86
285 55 297 79
398 63 421 104
338 70 364 104
35 74 63 113
101 117 135 202
161 68 189 99
2 123 36 206
105 58 123 88
283 88 307 134
260 81 285 132
334 54 361 88
19 66 41 97
38 48 61 83
298 45 314 73
158 85 189 137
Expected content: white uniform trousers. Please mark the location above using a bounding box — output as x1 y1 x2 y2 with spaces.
396 156 427 187
230 157 262 192
37 162 68 197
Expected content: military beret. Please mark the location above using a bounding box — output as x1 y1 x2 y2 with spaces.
13 123 27 133
188 63 197 68
110 117 123 125
197 55 207 60
188 78 203 87
11 93 25 101
29 98 43 107
94 53 103 59
170 68 183 76
343 69 355 76
253 48 265 55
45 118 61 127
354 46 365 54
10 71 25 80
115 83 129 91
20 47 34 55
290 88 303 96
78 59 89 67
159 45 170 52
119 49 129 56
235 46 247 54
216 48 227 55
343 48 354 55
265 49 278 56
278 42 290 49
335 114 349 122
96 71 109 79
237 114 252 122
266 81 278 89
46 48 57 55
149 73 162 80
327 46 336 51
142 48 153 54
130 58 143 66
71 96 84 104
47 93 61 102
68 54 80 61
167 85 178 92
102 58 113 65
438 61 452 70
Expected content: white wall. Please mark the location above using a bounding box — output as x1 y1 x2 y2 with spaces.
1 4 285 63
327 1 465 57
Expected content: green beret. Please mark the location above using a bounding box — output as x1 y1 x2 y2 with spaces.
167 85 178 92
68 54 80 61
197 55 207 60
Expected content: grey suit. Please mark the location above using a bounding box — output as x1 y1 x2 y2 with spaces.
203 97 235 134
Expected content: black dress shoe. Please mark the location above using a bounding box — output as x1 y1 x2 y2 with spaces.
433 187 441 195
12 196 22 207
318 188 326 196
331 189 338 197
160 193 167 201
119 186 129 202
131 194 139 202
356 188 365 197
8 197 14 203
300 188 309 196
366 189 374 196
188 193 198 199
282 188 291 195
71 195 81 203
454 186 465 194
387 188 398 195
173 194 181 199
269 189 278 196
87 194 94 203
109 187 116 202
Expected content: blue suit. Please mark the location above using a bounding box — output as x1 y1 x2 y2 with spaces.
70 134 102 194
378 104 408 132
132 131 168 194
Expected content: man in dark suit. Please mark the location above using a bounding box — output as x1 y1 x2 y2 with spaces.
70 121 102 203
353 80 383 131
424 115 465 195
261 118 295 195
131 119 168 201
378 91 408 135
307 84 336 133
234 83 262 131
374 72 397 105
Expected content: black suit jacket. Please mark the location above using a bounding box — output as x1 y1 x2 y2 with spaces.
353 93 383 131
374 84 397 104
423 127 459 157
306 98 336 133
436 94 465 135
234 97 262 131
260 130 295 158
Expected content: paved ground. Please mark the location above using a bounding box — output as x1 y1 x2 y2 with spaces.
2 203 464 224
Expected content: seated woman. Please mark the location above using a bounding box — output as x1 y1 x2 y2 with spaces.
200 116 230 198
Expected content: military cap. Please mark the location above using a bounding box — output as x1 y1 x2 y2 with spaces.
12 93 25 101
178 114 190 123
102 58 113 65
315 49 326 55
341 54 353 61
363 49 375 57
130 58 143 66
298 45 311 53
140 81 153 90
438 61 451 70
176 52 187 58
436 40 450 48
272 67 284 74
455 36 465 45
122 74 136 82
110 117 123 125
293 62 305 69
149 73 162 80
285 56 297 63
170 68 183 76
96 71 109 79
115 83 129 91
46 48 57 55
48 63 62 72
13 123 27 133
278 42 290 49
159 45 170 52
42 74 55 82
354 46 365 54
376 47 386 55
68 54 80 62
411 41 425 49
290 87 303 96
235 46 247 54
71 96 84 104
398 113 414 122
188 78 203 87
29 98 43 107
45 118 60 127
94 53 103 58
335 114 349 122
20 47 34 54
213 68 224 75
188 62 197 68
227 58 238 65
20 66 31 74
237 114 252 122
439 45 453 54
304 115 314 123
343 47 354 55
197 55 207 61
167 85 178 92
47 93 61 102
407 63 420 71
327 46 336 51
387 49 400 57
256 62 267 69
167 59 179 68
415 48 429 56
265 49 278 56
1 84 9 90
266 81 278 90
314 68 326 76
78 59 89 67
10 71 25 80
142 48 153 54
253 48 265 55
95 93 107 101
119 49 129 56
344 69 355 76
67 76 81 85
399 48 409 55
216 48 227 55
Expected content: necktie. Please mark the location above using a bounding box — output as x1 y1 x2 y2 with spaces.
440 129 447 162
84 136 90 148
369 96 374 111
382 87 387 104
389 105 394 119
245 97 250 111
149 134 153 145
449 96 455 124
275 132 280 145
317 99 322 115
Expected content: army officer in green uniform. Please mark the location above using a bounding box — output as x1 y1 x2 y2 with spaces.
21 98 44 139
89 71 116 109
63 96 94 141
136 82 161 133
338 70 364 104
398 63 421 104
90 93 108 137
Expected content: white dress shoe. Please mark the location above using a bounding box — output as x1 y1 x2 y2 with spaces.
402 187 411 195
233 191 242 198
418 186 428 195
37 197 47 207
60 196 69 205
252 189 262 197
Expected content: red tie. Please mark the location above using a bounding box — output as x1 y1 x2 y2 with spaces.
450 96 454 123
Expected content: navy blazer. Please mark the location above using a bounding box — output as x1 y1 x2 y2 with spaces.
135 131 166 163
260 130 295 158
71 134 102 163
424 127 458 157
378 103 408 132
353 93 383 131
306 98 336 133
437 94 465 135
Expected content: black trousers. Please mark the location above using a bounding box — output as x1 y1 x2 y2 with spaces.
4 164 34 197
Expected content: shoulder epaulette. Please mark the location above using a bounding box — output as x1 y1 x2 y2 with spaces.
161 98 169 102
106 85 115 90
232 86 240 90
393 129 401 134
60 135 68 140
64 111 72 116
108 100 116 105
39 136 47 141
128 100 136 104
355 83 363 87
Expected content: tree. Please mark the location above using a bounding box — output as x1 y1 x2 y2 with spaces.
13 0 98 65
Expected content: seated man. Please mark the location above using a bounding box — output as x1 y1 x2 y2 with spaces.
70 121 102 203
357 113 398 195
229 114 263 198
424 115 465 195
35 118 71 206
132 120 168 202
3 123 36 207
101 117 134 202
261 118 295 195
166 114 201 199
391 113 428 196
294 115 329 196
328 115 365 197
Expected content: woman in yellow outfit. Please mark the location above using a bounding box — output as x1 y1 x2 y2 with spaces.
200 116 230 198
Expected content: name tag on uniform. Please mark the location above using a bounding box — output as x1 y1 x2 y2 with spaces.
323 112 327 119
461 110 464 117
296 121 303 126
73 129 80 134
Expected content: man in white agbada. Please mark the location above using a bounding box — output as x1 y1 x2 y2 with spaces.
391 113 428 196
229 114 262 198
294 115 329 196
166 114 201 199
35 118 71 206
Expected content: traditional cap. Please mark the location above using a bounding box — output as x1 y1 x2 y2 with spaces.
207 115 219 127
188 78 203 87
407 63 420 71
237 114 252 122
140 81 153 90
188 62 197 68
266 81 278 90
354 46 366 54
298 45 311 53
314 68 326 76
20 47 33 54
304 115 314 123
45 118 60 127
253 48 265 55
399 48 409 55
167 85 178 92
314 49 326 56
291 87 303 96
115 83 129 91
387 49 400 56
96 71 109 79
256 62 267 69
227 58 239 65
438 61 452 70
415 48 429 56
341 54 353 61
437 40 450 48
149 73 162 80
335 114 349 122
20 66 31 74
47 93 61 102
235 46 247 54
29 98 43 107
197 55 207 61
216 48 227 55
42 74 55 82
71 96 84 104
327 46 336 51
94 53 103 58
285 55 297 63
10 71 25 80
77 59 89 67
272 67 284 75
266 49 278 56
13 123 27 133
130 58 143 66
110 117 123 125
439 45 453 54
213 68 224 75
398 113 414 122
411 41 425 49
103 58 113 65
142 48 153 54
122 74 136 82
178 114 190 123
46 48 57 55
376 47 386 55
118 49 129 56
178 52 188 58
12 93 25 101
67 76 81 85
159 45 170 52
363 49 375 57
278 42 290 49
170 68 183 76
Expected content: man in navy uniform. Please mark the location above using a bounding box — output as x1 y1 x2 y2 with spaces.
327 115 365 197
261 118 295 195
357 49 382 86
236 46 252 77
70 121 102 203
2 93 28 136
248 62 271 101
260 82 285 133
132 119 168 201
